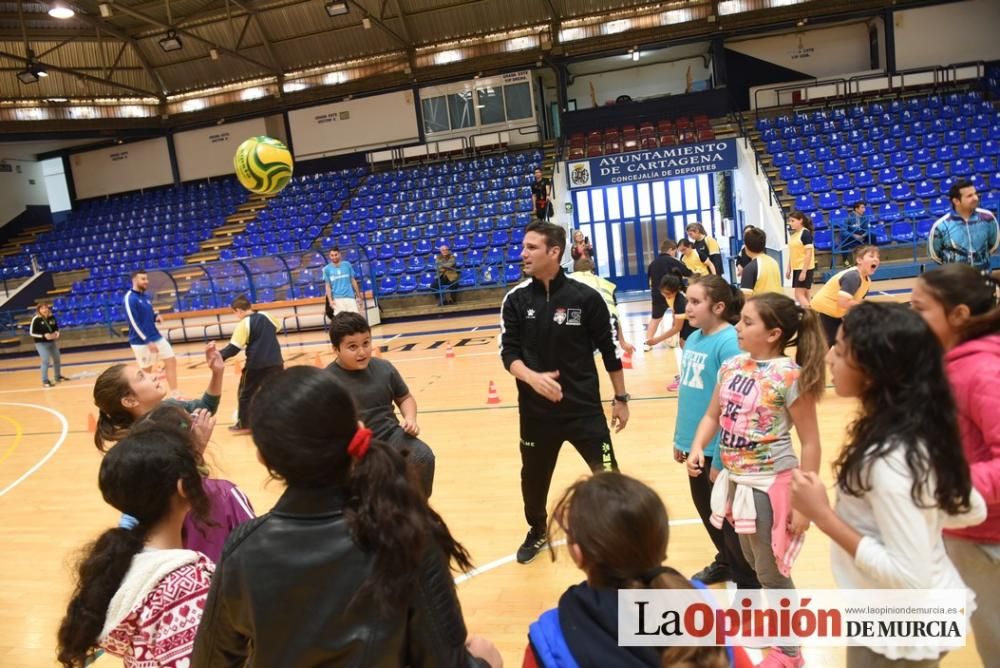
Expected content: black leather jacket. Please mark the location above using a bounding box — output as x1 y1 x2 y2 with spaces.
191 485 487 667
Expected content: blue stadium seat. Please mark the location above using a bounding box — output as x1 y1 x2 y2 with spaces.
868 153 888 170
831 173 852 190
879 167 899 184
809 176 830 193
378 276 397 296
819 192 839 209
866 186 888 205
904 199 926 218
890 221 914 243
397 275 417 294
854 170 875 187
926 161 947 179
786 179 807 195
801 162 821 178
813 229 832 251
794 194 816 212
417 271 435 291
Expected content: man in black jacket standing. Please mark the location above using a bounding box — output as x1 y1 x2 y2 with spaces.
500 220 630 564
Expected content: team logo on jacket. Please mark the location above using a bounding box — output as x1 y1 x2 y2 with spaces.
553 308 567 324
566 308 582 326
526 308 536 319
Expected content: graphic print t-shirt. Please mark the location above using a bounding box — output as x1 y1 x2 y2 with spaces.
674 326 742 456
716 354 801 474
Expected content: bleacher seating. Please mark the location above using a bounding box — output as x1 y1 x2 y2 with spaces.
567 115 715 159
755 90 1000 265
223 167 364 262
322 149 542 299
0 253 33 281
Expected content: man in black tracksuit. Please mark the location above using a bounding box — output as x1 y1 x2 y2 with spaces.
500 221 630 564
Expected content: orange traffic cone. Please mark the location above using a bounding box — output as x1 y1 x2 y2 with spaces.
486 380 502 405
86 413 97 434
372 345 382 358
313 352 324 368
445 344 455 359
622 350 633 370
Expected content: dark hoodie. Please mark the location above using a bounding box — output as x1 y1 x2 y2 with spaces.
528 582 661 668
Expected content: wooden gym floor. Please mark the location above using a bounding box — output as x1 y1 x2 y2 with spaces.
0 278 983 667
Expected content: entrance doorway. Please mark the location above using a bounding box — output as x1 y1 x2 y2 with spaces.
571 174 721 291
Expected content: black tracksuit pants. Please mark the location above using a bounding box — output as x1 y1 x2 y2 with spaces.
237 364 284 429
519 412 617 532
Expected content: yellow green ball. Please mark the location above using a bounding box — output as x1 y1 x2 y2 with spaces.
233 136 293 195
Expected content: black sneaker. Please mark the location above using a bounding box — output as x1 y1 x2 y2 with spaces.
56 375 71 382
692 560 731 585
516 529 548 564
42 380 54 388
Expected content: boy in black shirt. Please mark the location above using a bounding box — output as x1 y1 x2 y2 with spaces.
219 294 285 433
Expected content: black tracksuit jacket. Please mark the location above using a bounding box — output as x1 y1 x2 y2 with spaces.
500 268 622 421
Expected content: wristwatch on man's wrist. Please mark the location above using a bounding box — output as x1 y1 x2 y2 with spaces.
614 393 630 403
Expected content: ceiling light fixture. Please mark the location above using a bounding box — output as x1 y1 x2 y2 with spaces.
324 1 348 17
99 2 112 17
158 30 183 52
17 50 48 84
362 16 372 29
48 4 75 19
209 48 219 60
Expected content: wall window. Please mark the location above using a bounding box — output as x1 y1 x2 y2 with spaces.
448 92 474 129
504 82 532 120
476 87 505 125
422 96 450 133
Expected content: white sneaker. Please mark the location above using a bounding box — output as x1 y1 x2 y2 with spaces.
642 343 652 352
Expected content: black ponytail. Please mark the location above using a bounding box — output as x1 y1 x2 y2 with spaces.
56 427 209 667
251 367 473 615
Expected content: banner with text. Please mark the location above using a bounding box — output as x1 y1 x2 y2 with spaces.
566 139 738 190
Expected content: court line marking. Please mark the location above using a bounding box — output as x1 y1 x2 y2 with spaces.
0 415 24 466
0 402 69 499
454 519 704 585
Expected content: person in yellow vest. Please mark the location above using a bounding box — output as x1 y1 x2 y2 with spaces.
570 257 635 355
677 238 714 277
785 211 816 309
738 227 783 296
810 245 881 346
686 222 724 276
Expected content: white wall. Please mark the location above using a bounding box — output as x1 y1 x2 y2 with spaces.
41 158 71 213
70 138 174 200
568 57 711 109
174 116 277 182
727 21 878 79
894 0 1000 70
288 90 419 160
732 138 786 280
0 160 48 228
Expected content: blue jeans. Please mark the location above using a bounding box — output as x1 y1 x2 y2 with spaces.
35 341 61 383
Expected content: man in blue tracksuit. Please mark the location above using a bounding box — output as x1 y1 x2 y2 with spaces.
928 179 999 272
124 269 178 394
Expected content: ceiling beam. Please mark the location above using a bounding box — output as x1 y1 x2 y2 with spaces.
0 47 158 96
344 0 409 51
108 0 278 75
387 0 416 71
228 0 282 75
32 0 168 97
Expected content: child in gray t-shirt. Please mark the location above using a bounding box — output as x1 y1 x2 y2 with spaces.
326 313 436 496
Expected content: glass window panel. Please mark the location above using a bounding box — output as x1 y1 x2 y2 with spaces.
421 96 450 134
476 87 505 125
606 187 621 220
673 214 687 241
623 221 638 274
637 183 652 216
594 224 610 277
699 174 711 207
504 82 533 120
621 185 636 218
684 178 699 212
575 190 591 223
668 180 683 211
609 224 623 278
590 189 606 222
448 92 474 129
651 181 668 215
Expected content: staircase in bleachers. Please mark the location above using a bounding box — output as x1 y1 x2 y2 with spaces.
320 149 541 311
750 89 1000 275
31 178 249 328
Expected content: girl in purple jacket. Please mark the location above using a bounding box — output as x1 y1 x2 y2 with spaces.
911 263 1000 665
